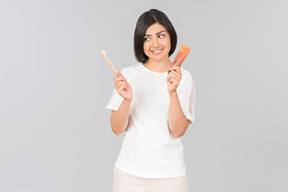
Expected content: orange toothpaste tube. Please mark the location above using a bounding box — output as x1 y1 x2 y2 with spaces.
168 44 191 73
172 44 191 67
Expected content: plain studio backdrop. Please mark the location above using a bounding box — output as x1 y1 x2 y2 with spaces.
0 0 287 191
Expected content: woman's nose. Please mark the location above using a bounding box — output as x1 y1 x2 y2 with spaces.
152 38 159 47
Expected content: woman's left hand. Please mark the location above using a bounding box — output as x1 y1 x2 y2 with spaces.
167 66 182 94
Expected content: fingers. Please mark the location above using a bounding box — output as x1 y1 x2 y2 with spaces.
118 84 128 95
114 72 127 83
167 76 178 85
116 79 128 89
115 76 127 83
113 72 133 100
167 67 182 89
169 66 181 74
168 71 181 80
114 71 129 94
114 71 125 79
167 71 181 83
114 71 120 79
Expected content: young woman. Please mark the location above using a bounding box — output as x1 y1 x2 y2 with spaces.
106 9 195 192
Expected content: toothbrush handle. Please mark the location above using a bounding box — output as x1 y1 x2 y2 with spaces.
100 50 117 73
104 56 117 73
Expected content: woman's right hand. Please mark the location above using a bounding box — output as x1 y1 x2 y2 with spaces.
114 71 133 101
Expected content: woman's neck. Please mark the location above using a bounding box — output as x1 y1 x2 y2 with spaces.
144 57 173 73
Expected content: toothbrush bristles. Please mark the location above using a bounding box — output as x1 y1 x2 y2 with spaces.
101 49 106 55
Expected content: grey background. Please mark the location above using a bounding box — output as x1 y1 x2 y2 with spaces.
0 0 287 191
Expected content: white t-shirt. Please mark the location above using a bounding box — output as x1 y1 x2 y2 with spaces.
106 63 195 178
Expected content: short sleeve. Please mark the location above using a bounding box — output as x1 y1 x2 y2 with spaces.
106 88 124 111
179 72 195 124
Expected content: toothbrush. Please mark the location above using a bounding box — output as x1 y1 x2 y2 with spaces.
100 49 117 73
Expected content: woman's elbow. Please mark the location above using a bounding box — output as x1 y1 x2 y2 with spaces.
171 121 190 138
110 121 126 136
110 123 124 136
113 129 122 136
172 131 185 138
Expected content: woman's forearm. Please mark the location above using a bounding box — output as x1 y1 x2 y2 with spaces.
110 99 131 136
168 92 189 138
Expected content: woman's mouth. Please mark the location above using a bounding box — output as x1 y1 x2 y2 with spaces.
151 49 163 55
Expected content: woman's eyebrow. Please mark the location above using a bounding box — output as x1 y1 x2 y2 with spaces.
145 30 166 36
156 30 166 35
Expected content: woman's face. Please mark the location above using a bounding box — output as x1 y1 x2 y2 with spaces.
143 23 171 62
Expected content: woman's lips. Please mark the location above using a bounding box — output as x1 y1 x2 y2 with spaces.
151 49 163 55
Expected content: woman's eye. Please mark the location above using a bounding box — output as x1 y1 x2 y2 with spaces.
158 34 165 38
144 37 150 41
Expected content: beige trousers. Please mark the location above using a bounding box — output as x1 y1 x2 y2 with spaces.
113 167 189 192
